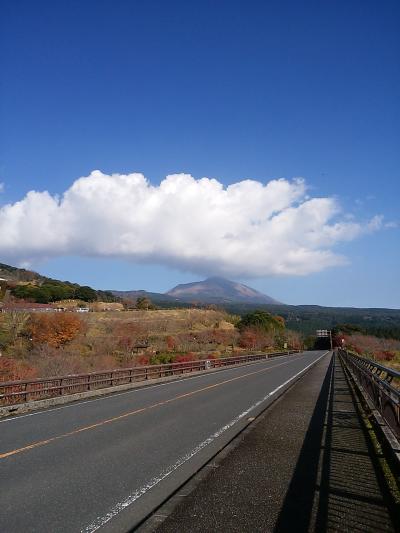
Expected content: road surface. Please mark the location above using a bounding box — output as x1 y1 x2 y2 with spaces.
0 350 327 532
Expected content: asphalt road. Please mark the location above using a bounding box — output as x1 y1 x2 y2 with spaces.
0 351 327 533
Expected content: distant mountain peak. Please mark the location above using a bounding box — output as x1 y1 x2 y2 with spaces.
166 277 282 304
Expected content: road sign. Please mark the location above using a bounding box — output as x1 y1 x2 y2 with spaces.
316 329 329 337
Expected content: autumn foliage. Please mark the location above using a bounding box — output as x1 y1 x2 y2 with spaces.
28 313 83 348
166 336 176 351
340 333 400 367
174 352 197 363
0 357 37 382
0 307 308 380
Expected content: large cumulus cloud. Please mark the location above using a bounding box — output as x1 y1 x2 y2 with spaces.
0 171 382 276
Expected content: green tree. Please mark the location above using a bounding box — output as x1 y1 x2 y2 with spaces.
136 297 154 310
74 286 97 302
238 310 285 332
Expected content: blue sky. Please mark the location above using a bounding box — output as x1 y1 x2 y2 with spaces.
0 0 399 307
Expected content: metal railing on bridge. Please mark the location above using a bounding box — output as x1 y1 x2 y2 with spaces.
339 349 400 439
0 350 297 407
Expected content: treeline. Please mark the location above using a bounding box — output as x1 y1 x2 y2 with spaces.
333 323 400 341
220 302 400 340
10 280 119 304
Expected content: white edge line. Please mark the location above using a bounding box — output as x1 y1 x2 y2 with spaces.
0 353 310 424
81 351 329 533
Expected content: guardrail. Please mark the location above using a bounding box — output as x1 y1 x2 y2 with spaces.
339 349 400 439
0 351 298 407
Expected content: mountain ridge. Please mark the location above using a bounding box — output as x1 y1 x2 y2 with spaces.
166 276 282 304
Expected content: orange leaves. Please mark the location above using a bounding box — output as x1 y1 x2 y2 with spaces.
166 336 176 351
239 326 275 350
28 313 83 348
274 315 286 328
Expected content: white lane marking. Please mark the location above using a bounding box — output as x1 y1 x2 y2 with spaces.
81 351 328 532
0 353 310 424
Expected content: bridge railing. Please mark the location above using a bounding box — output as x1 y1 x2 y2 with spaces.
339 349 400 438
0 350 298 407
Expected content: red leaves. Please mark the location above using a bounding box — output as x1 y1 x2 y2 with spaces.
0 357 37 382
375 350 395 362
174 352 196 363
137 355 150 365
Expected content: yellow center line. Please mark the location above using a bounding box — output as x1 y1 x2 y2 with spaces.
0 357 300 460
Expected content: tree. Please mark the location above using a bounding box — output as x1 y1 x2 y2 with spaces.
28 313 84 348
136 297 154 310
238 310 285 333
239 327 259 350
285 330 304 350
74 286 97 302
239 326 275 350
0 311 30 344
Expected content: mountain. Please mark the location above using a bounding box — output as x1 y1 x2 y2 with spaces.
166 277 282 304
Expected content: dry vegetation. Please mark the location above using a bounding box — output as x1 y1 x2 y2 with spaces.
342 333 400 372
0 308 303 381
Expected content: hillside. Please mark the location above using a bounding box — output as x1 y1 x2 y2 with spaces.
0 262 119 304
0 263 46 283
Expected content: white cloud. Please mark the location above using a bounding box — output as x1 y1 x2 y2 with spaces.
0 170 383 277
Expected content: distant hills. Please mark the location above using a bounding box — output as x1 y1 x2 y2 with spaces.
111 277 400 338
2 261 400 339
111 276 281 306
112 277 400 338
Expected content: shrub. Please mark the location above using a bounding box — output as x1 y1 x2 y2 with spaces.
375 350 395 362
